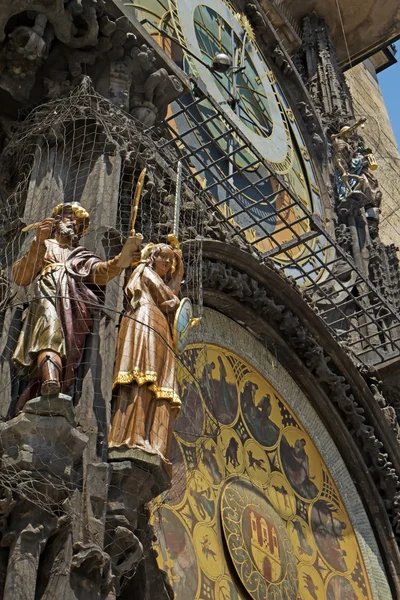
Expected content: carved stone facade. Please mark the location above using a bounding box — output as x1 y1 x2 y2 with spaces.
0 1 399 598
295 14 353 128
0 1 184 123
0 56 232 598
0 3 189 596
295 13 400 376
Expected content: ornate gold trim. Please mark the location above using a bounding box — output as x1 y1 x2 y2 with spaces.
149 383 181 408
113 369 181 408
113 368 157 387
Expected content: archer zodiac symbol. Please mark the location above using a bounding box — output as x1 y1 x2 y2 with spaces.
200 536 217 561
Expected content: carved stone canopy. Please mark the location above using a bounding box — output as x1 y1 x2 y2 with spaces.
0 0 187 121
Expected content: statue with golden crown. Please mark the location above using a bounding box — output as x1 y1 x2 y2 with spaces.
12 201 141 411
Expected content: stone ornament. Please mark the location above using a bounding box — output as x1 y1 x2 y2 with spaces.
0 1 184 121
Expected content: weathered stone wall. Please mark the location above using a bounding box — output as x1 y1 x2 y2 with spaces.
346 60 400 252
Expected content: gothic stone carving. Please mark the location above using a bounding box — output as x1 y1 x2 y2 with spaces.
0 1 184 123
244 2 328 178
0 404 89 599
2 501 58 600
295 14 353 128
105 459 172 597
297 101 325 153
296 14 400 360
0 78 188 600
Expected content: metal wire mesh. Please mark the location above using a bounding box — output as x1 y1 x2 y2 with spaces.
153 80 400 366
0 80 208 527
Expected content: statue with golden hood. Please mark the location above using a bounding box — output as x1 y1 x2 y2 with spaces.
12 201 141 411
109 241 184 462
109 162 197 465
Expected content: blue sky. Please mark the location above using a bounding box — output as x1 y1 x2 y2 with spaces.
378 41 400 149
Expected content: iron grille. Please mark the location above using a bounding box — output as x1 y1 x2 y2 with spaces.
154 79 400 366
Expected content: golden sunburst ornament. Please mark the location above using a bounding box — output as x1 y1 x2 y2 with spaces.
234 12 256 43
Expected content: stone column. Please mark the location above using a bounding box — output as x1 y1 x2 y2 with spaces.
104 457 172 598
3 504 57 600
0 410 88 599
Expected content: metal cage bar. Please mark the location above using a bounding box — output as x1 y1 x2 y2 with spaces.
155 83 400 366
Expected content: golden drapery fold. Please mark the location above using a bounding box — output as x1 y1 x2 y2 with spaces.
109 262 181 457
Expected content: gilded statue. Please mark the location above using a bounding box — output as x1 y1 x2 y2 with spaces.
12 202 140 410
331 118 378 203
109 241 184 462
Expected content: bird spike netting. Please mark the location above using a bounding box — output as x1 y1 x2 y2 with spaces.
0 79 221 575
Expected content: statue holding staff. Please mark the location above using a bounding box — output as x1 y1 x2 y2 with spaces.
12 201 141 410
109 161 190 462
109 241 184 461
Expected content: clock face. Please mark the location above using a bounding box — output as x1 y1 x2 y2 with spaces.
131 0 328 281
150 342 376 600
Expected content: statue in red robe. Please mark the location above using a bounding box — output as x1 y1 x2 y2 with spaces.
12 202 140 410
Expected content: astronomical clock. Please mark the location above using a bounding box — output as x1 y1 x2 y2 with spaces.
150 310 390 600
123 2 395 599
131 0 328 283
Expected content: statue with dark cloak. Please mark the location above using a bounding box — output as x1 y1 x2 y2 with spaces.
12 202 140 411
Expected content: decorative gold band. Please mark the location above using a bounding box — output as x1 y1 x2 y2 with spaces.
113 369 181 408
